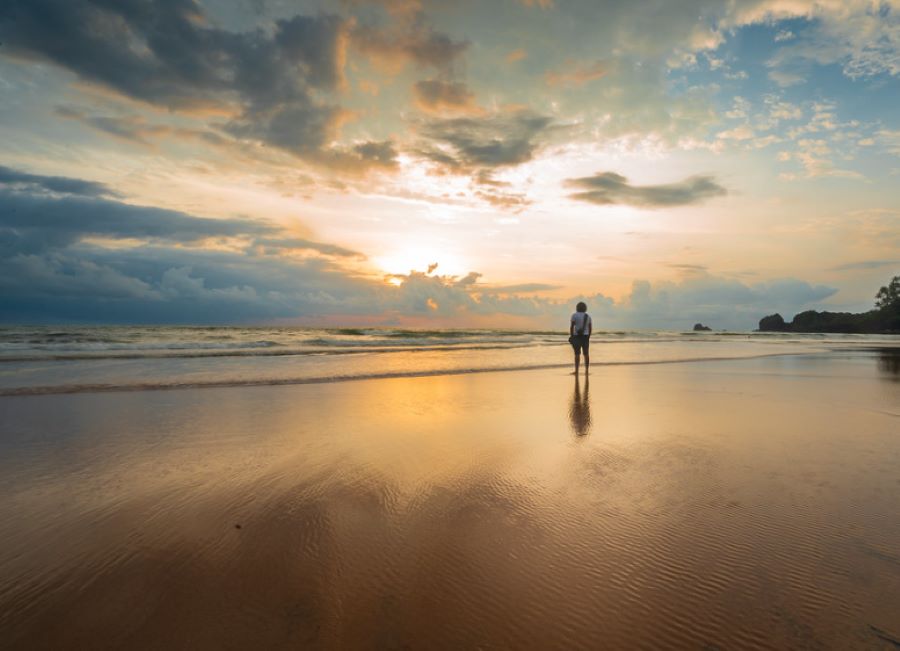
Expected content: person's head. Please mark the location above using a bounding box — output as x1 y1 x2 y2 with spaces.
576 301 587 313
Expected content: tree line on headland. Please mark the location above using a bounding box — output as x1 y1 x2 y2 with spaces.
759 275 900 334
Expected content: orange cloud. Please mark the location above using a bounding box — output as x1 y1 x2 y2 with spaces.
506 48 527 63
545 60 608 87
412 80 483 115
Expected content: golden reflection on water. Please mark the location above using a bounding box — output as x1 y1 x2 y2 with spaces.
0 353 899 649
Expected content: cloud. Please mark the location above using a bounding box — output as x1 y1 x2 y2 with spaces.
412 79 480 114
614 275 838 330
416 109 555 172
54 106 227 151
0 167 565 324
252 238 367 259
55 107 174 146
0 1 349 159
0 187 279 257
0 172 843 329
313 140 399 174
454 271 481 285
879 129 900 156
762 2 900 81
506 48 527 63
0 168 370 322
350 16 468 73
830 260 899 272
473 188 532 211
779 137 863 180
717 125 755 141
545 60 608 87
774 29 795 42
665 263 709 274
0 164 117 198
566 172 727 208
485 283 562 293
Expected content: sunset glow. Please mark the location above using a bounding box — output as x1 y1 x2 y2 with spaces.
1 0 898 328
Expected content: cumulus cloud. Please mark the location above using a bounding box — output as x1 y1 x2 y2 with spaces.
0 1 355 160
566 172 727 208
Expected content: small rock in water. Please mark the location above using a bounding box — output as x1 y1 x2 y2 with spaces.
234 524 242 529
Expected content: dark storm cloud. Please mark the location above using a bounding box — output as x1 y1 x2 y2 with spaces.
417 110 555 171
0 185 277 255
0 169 563 323
0 0 347 157
0 165 118 198
566 172 727 208
0 168 374 323
0 244 377 323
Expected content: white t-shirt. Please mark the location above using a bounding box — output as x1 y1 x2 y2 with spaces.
570 312 592 335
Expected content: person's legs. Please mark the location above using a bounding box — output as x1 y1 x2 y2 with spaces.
583 339 590 374
573 350 580 374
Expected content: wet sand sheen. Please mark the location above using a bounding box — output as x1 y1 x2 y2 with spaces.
1 352 899 649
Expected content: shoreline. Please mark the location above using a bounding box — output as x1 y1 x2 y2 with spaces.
0 348 847 397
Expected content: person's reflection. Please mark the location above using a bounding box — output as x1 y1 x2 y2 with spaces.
877 347 900 380
568 375 592 437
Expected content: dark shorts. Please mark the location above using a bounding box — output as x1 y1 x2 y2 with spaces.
570 334 590 354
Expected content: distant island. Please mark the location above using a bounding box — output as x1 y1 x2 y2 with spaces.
759 275 900 334
693 323 712 331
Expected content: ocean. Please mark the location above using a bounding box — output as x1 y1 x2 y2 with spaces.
1 325 897 396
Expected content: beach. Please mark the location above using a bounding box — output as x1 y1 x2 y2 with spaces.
1 340 899 649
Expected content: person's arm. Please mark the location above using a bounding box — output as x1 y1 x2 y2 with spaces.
570 316 576 336
587 315 592 336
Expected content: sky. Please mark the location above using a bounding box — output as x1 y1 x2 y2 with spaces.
0 0 898 329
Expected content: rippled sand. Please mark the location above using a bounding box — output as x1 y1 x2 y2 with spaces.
1 351 899 649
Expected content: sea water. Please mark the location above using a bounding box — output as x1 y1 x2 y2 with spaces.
0 325 897 395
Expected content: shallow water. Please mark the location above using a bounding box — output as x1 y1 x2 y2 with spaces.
1 349 899 648
2 325 897 395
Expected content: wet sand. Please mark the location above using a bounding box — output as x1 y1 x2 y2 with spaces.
1 351 899 649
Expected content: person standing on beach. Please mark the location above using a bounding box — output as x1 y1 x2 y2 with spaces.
570 301 592 374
